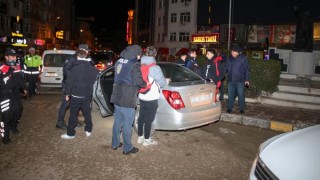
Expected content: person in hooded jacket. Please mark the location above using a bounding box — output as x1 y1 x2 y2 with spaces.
137 46 167 147
60 44 99 139
110 44 146 155
203 48 225 102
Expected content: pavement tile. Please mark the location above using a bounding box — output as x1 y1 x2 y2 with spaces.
220 101 320 132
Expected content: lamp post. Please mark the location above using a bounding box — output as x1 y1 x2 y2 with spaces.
227 0 232 52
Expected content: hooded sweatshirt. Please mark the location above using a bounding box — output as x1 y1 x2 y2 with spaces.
140 55 167 88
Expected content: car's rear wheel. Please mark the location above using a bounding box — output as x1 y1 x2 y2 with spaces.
133 105 156 136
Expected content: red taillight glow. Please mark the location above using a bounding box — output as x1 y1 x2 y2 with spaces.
162 90 185 110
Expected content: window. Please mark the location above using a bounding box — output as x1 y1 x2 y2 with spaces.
13 0 19 9
181 0 191 5
25 1 30 12
158 17 161 26
179 32 190 42
170 32 177 41
171 0 177 3
180 12 190 23
158 0 163 9
171 13 177 23
314 23 320 40
157 34 161 42
24 21 30 33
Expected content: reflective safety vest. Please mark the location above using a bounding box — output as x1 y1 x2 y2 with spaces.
24 54 42 74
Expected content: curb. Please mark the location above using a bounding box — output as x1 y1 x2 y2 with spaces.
219 113 315 132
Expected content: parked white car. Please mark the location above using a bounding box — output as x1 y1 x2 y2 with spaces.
39 49 75 87
249 124 320 180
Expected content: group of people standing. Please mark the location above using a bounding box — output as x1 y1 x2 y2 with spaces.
176 44 250 114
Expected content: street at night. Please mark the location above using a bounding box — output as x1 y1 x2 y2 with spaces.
0 94 280 179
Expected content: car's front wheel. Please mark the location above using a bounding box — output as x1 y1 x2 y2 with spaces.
133 104 156 136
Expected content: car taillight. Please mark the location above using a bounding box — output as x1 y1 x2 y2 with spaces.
162 90 185 110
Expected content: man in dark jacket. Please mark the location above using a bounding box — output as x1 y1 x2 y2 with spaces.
226 44 250 114
185 49 201 76
203 49 225 102
56 54 82 129
175 52 187 66
110 44 146 155
61 44 99 139
0 48 27 144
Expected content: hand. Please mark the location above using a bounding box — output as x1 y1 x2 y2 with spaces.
66 95 70 101
21 90 28 96
245 81 250 88
166 78 171 84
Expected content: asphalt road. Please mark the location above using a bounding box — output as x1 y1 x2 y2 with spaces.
0 94 281 180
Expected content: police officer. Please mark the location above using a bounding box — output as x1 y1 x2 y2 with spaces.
0 48 27 144
24 47 42 97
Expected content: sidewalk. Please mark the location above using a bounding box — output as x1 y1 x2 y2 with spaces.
219 100 320 132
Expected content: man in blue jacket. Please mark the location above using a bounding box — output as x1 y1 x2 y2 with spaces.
110 45 146 155
226 44 250 114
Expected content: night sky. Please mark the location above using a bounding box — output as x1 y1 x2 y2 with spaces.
74 0 135 33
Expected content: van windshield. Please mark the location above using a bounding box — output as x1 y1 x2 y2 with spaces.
43 54 74 67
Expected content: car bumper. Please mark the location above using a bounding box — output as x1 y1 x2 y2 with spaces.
153 103 221 130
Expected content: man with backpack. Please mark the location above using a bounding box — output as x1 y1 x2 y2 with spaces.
137 46 167 146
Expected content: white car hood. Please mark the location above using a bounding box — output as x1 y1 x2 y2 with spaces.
260 125 320 180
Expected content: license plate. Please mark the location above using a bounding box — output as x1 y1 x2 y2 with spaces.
45 72 58 77
190 93 212 107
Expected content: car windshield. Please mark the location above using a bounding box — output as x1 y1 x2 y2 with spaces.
91 51 114 64
158 63 202 82
43 54 73 67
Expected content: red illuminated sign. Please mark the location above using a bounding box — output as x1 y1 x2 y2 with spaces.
191 33 219 43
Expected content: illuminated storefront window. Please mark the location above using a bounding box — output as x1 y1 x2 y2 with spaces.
314 23 320 40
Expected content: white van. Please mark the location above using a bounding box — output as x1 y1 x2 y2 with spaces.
39 49 76 87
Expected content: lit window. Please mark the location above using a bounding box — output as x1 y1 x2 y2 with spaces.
314 23 320 40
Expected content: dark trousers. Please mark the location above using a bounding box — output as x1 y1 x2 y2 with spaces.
57 94 69 127
66 96 93 136
137 99 158 139
26 74 38 96
0 94 23 139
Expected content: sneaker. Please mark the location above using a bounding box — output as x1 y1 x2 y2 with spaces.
137 136 144 144
123 147 139 155
1 138 12 144
56 124 67 130
85 131 92 137
240 110 245 114
143 138 158 146
11 128 20 134
61 133 75 139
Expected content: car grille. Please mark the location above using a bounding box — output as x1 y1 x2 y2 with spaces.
254 157 279 180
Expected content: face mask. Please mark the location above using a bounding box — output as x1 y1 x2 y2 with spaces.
7 60 16 66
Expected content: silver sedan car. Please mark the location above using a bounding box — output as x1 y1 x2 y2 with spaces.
93 62 221 131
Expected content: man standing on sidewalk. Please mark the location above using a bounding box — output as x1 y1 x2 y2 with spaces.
226 44 250 114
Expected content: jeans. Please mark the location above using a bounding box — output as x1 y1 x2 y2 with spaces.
66 96 93 136
137 100 158 139
227 82 245 111
112 105 135 153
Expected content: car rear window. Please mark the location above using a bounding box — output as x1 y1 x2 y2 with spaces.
159 63 202 82
43 54 73 67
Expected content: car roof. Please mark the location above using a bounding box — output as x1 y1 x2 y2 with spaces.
42 49 76 55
